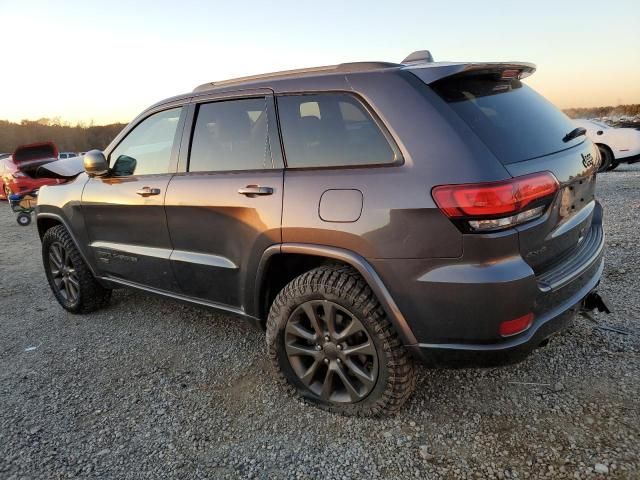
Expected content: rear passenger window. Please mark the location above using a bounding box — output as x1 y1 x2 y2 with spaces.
189 98 272 172
277 93 398 168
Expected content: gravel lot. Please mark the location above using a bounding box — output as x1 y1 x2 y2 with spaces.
1 165 638 480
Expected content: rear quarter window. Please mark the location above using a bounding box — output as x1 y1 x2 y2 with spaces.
277 93 400 168
432 75 584 164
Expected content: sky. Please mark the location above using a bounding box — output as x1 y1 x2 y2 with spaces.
1 0 639 125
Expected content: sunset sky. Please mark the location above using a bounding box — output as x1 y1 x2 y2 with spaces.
1 0 639 125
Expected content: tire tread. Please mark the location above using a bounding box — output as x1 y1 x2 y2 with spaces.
266 265 416 416
42 225 111 314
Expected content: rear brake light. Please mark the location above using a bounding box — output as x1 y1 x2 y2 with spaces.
500 69 520 80
432 172 558 231
499 313 534 337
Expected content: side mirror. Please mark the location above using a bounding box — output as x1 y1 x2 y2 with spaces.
83 150 109 177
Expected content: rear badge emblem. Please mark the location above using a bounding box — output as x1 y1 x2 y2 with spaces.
581 152 594 168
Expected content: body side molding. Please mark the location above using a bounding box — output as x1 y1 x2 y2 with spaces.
90 241 171 259
90 241 238 269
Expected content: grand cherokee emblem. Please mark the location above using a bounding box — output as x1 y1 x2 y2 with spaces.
581 152 594 168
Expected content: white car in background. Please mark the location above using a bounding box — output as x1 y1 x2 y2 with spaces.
574 119 640 171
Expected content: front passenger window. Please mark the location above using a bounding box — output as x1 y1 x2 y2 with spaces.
110 107 182 176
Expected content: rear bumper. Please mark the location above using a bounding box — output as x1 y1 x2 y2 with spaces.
406 258 602 366
369 202 605 364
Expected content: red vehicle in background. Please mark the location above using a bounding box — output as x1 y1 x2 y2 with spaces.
0 142 64 199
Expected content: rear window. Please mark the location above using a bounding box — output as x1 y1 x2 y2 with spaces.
277 93 399 168
432 75 583 164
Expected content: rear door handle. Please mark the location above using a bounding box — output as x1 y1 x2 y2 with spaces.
136 186 161 197
237 185 274 197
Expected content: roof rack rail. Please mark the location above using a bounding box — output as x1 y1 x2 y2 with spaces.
192 61 400 93
402 50 434 64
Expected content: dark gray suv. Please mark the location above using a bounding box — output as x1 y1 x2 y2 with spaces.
36 51 606 415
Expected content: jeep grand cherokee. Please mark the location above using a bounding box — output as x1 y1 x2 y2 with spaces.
36 51 606 415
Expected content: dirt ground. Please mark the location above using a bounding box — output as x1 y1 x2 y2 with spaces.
0 165 638 479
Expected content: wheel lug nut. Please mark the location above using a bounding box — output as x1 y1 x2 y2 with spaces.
315 344 322 351
337 358 342 364
324 335 330 342
337 344 343 350
323 358 330 364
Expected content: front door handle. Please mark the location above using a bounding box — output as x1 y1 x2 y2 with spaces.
136 186 161 197
237 185 274 197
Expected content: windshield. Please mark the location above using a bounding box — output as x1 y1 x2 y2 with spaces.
432 75 584 164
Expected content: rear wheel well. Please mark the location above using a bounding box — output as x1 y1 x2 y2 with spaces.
258 254 349 323
37 217 63 240
595 142 613 156
596 143 614 163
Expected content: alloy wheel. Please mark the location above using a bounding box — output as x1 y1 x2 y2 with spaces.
284 299 379 403
48 242 80 304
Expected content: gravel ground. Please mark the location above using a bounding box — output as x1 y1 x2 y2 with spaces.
0 165 638 480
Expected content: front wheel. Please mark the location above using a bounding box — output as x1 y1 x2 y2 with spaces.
16 213 31 226
266 265 416 416
42 225 111 313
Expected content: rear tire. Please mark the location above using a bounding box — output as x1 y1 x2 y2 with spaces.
42 225 111 313
607 160 620 171
266 265 416 416
597 144 613 172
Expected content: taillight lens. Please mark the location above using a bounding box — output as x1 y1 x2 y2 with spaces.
499 313 534 337
12 171 27 178
432 172 558 232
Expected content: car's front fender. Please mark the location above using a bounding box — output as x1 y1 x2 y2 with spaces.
36 175 97 276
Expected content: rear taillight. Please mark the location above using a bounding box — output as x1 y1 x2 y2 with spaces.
432 172 559 232
12 172 27 178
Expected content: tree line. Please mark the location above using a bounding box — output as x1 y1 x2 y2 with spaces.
563 104 640 119
1 103 639 153
0 119 126 154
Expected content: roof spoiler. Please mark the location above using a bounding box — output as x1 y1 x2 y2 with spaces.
407 61 537 84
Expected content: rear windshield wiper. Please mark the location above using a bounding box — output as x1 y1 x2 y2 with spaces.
563 127 586 143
